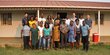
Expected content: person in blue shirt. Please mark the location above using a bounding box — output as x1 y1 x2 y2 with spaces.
81 20 90 52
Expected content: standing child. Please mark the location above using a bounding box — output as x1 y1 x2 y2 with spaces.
53 20 60 49
81 20 90 52
43 23 52 50
38 21 44 49
75 19 81 49
68 20 76 49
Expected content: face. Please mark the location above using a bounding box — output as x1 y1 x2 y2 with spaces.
87 15 90 19
35 17 38 21
73 13 76 17
46 24 48 28
76 20 79 25
25 13 28 18
83 21 86 25
32 23 36 28
70 21 74 26
30 17 34 21
57 14 60 18
40 21 43 26
41 13 44 18
80 15 83 19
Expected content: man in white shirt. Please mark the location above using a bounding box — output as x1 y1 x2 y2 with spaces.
38 13 46 26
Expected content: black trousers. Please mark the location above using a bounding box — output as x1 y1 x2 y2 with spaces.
23 36 30 49
54 41 59 48
82 35 89 51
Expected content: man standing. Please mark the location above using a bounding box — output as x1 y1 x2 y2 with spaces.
22 13 29 26
81 20 90 52
85 15 92 29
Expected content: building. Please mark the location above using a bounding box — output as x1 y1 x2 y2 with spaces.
0 0 110 42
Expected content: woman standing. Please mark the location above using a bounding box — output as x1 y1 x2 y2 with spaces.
43 23 51 50
75 19 81 49
68 20 76 49
29 16 36 28
53 20 60 49
21 21 30 50
30 23 40 49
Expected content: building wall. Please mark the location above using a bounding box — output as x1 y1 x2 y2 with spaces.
0 10 110 37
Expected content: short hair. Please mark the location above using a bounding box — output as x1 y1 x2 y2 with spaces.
75 19 79 22
44 22 50 28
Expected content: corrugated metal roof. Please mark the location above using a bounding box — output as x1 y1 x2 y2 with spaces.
0 0 110 9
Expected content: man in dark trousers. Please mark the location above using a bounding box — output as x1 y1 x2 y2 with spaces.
81 20 90 52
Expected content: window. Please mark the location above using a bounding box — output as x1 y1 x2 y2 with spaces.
1 13 12 25
95 14 104 25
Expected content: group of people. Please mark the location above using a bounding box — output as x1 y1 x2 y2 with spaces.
21 13 92 52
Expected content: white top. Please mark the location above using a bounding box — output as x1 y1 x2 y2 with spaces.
38 26 44 37
79 18 85 26
22 25 30 36
70 18 77 22
66 19 71 26
49 23 54 31
38 17 46 26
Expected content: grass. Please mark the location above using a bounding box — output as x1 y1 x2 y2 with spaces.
0 44 110 55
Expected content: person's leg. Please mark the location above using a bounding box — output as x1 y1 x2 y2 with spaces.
82 37 86 50
85 35 89 51
60 32 63 48
47 38 50 49
56 41 59 48
64 34 67 48
39 37 41 49
43 38 46 49
23 36 26 49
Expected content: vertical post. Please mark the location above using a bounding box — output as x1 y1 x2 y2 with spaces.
37 9 40 20
98 10 100 42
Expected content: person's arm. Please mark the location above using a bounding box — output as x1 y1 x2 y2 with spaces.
74 26 76 37
29 31 32 41
38 30 40 40
21 29 23 38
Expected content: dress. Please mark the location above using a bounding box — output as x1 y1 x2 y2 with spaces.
68 25 76 42
53 26 60 41
30 28 39 46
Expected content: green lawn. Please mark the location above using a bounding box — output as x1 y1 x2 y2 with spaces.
0 44 110 55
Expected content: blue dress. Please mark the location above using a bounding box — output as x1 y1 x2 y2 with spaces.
68 25 76 42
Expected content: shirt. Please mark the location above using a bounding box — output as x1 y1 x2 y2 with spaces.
29 21 36 28
38 18 46 26
22 25 30 36
38 26 44 37
85 19 92 27
81 24 89 36
49 23 54 31
43 28 51 36
22 17 29 26
79 18 85 26
66 19 70 26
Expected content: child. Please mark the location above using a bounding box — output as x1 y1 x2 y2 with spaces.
38 21 44 49
60 19 69 48
53 20 60 49
81 20 90 52
68 20 76 49
43 23 51 50
30 23 40 49
75 19 81 49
